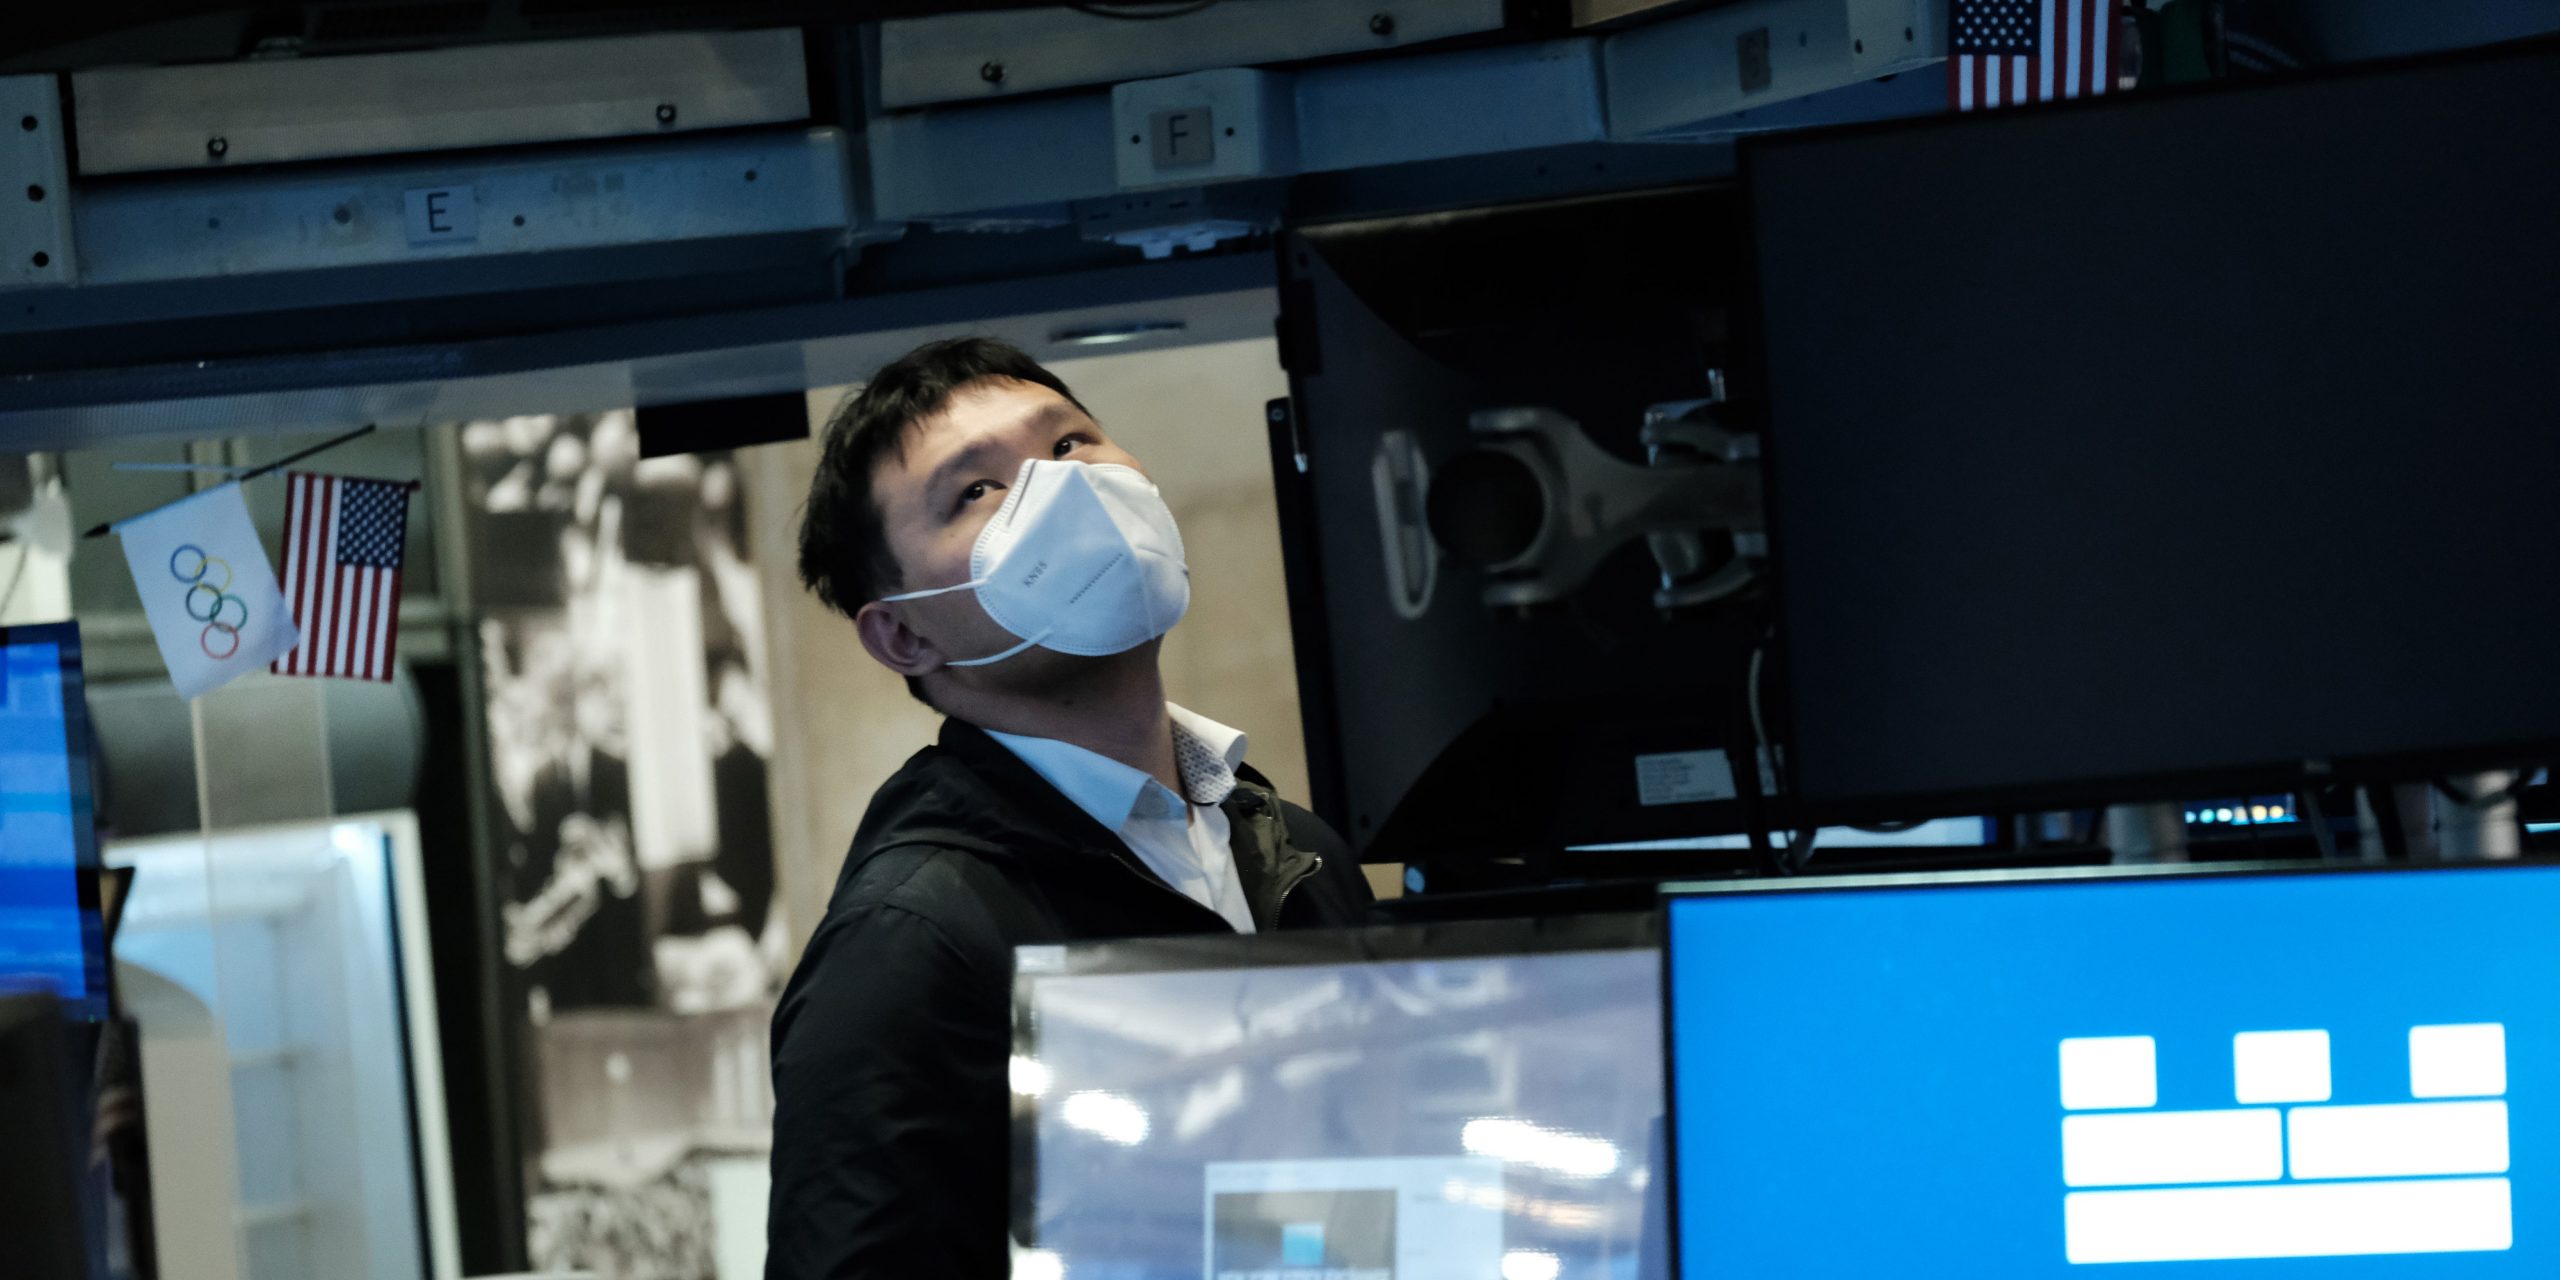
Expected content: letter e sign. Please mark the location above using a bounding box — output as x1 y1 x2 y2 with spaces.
404 186 480 245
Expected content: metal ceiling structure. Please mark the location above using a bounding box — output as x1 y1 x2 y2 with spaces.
3 0 2555 450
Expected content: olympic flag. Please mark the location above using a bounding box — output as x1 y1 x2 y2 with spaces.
114 481 300 699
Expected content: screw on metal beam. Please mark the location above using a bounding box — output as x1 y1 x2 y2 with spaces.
656 102 677 125
980 61 1006 85
1369 12 1396 35
207 136 229 158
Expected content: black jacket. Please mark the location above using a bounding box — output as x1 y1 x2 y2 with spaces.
765 718 1373 1279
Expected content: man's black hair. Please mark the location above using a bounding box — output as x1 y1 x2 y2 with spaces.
797 336 1092 703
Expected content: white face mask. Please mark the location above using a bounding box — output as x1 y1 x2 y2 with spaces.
879 459 1190 668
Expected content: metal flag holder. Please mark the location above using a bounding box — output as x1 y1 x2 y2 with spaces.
80 423 420 539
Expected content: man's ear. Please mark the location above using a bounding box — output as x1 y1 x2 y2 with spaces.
855 601 945 678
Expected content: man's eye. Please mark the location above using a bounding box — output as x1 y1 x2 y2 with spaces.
958 480 992 507
1052 436 1082 458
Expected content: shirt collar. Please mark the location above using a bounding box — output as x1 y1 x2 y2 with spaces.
984 703 1249 834
1165 703 1247 806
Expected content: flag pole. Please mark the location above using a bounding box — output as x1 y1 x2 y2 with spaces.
83 424 382 539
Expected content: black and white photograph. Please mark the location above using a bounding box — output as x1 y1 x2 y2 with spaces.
462 410 785 1279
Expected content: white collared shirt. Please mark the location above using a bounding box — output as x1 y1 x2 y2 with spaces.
985 704 1258 933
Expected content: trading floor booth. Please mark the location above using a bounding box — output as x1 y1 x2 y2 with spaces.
6 8 2560 1280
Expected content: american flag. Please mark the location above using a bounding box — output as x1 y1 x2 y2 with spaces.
272 472 413 682
1951 0 2119 111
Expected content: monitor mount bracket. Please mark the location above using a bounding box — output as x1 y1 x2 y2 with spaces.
1458 379 1763 610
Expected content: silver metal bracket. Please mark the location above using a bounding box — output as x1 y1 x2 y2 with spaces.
3 75 77 290
1070 188 1277 260
875 0 1506 110
1639 382 1766 609
1462 396 1762 610
68 29 811 175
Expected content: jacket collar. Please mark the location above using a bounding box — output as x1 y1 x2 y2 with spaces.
862 718 1316 930
930 717 1131 863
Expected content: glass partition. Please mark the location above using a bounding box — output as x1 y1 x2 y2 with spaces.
108 811 457 1280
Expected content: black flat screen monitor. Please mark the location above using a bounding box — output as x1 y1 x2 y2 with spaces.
1277 190 1762 877
1749 39 2560 813
0 622 105 1019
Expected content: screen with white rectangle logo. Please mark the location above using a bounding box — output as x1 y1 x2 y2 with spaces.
1666 865 2557 1276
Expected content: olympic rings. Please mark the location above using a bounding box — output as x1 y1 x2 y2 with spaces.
183 581 247 627
168 542 252 661
168 544 234 592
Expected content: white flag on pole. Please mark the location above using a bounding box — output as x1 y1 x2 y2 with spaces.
115 482 301 699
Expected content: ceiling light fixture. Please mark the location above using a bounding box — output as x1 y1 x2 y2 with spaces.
1051 320 1187 347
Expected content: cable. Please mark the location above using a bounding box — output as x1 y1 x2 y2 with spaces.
1069 0 1219 18
1731 636 1780 875
1746 642 1769 756
1745 636 1827 873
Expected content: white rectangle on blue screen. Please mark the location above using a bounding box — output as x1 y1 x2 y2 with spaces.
1665 864 2555 1275
2288 1101 2509 1180
2065 1178 2512 1263
2061 1109 2281 1188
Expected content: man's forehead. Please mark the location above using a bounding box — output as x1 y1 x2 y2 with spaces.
912 377 1078 445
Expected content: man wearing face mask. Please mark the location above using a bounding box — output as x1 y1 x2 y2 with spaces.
766 338 1374 1279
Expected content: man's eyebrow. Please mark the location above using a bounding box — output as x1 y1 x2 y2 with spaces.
916 402 1088 508
1025 401 1085 433
920 435 1011 510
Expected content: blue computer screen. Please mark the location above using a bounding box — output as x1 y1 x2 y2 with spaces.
1667 866 2559 1277
0 630 100 1013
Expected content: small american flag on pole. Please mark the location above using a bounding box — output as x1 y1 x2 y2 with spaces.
272 472 414 682
1952 0 2120 112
